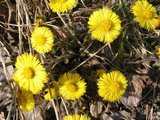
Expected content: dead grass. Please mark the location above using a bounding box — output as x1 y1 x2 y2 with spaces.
0 0 160 120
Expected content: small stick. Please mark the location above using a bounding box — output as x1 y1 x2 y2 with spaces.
61 97 69 115
71 43 109 71
51 99 59 120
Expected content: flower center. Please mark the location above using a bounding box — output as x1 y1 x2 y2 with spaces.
66 84 76 92
37 36 46 46
109 82 121 93
100 20 113 31
142 11 153 19
23 67 35 79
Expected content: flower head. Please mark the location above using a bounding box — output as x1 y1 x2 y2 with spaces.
44 87 57 101
58 72 86 100
31 27 54 54
132 0 159 30
34 18 44 28
49 0 78 13
96 69 106 77
156 47 160 55
88 8 121 43
63 114 91 120
13 53 48 94
17 90 35 111
158 16 160 27
97 70 127 102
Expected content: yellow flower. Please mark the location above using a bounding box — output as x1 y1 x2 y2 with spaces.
31 27 54 54
44 87 57 101
49 0 78 13
88 8 121 43
34 18 44 28
158 16 160 27
97 70 127 102
58 72 86 100
63 114 91 120
156 48 160 55
17 90 35 111
96 69 106 77
13 53 48 94
131 0 159 30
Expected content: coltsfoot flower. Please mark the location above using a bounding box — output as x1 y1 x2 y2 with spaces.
44 87 57 101
34 18 44 28
88 8 121 43
58 72 86 100
17 90 35 111
96 69 106 77
132 0 159 30
98 70 127 102
156 48 160 56
31 27 54 54
13 53 48 94
49 0 78 13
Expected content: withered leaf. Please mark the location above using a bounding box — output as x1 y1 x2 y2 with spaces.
90 101 103 118
120 75 144 107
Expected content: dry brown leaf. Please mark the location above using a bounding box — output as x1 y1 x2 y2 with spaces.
117 110 132 120
101 113 113 120
0 112 5 120
0 42 14 85
0 87 11 105
20 107 45 120
90 101 103 118
120 75 144 107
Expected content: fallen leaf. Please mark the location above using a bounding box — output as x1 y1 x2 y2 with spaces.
120 75 144 107
101 113 113 120
0 112 5 120
90 101 103 118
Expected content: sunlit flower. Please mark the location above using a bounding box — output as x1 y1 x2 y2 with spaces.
44 87 57 101
96 69 106 77
49 0 78 13
97 70 127 102
88 8 121 43
132 0 159 30
17 90 35 111
34 18 44 28
31 27 54 54
13 53 48 94
58 72 86 100
156 48 160 55
63 114 91 120
158 16 160 27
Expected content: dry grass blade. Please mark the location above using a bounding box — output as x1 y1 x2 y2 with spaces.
0 0 160 119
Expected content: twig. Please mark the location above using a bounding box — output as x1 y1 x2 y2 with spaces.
57 13 82 46
51 99 59 120
71 43 109 71
150 74 160 120
57 13 68 28
16 0 23 54
61 97 69 115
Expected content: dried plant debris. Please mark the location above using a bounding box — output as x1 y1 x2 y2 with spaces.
0 0 160 120
120 75 144 108
90 101 103 117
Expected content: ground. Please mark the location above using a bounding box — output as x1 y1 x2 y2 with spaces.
0 0 160 120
